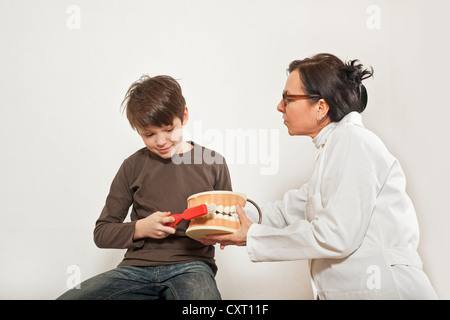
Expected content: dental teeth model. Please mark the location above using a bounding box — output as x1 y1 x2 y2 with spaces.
185 191 247 242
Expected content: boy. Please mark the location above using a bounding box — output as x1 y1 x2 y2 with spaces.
57 75 232 300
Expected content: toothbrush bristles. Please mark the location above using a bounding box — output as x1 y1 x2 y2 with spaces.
206 203 216 213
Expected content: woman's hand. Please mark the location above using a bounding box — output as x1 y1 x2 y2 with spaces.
201 205 253 250
133 211 176 240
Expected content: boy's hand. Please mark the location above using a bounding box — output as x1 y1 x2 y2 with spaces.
133 211 176 240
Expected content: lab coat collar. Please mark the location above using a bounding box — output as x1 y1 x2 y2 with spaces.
342 111 364 127
312 111 363 149
313 121 336 149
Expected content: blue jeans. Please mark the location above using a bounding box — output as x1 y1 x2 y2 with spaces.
56 261 221 300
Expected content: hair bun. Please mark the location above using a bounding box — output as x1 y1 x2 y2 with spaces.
340 59 373 112
341 59 373 88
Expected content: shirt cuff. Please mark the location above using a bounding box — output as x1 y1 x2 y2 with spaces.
128 220 145 249
246 223 260 262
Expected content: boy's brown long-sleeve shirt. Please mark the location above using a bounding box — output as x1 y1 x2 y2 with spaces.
94 142 232 274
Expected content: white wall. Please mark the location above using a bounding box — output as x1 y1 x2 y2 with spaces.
1 0 449 299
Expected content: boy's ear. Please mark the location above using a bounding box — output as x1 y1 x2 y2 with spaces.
182 106 189 125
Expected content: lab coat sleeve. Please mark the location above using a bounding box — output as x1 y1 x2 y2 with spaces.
258 183 310 229
247 129 393 262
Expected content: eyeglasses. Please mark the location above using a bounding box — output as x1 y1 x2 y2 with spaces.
282 91 321 107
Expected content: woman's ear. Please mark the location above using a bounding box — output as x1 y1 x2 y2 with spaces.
316 99 329 121
182 106 189 125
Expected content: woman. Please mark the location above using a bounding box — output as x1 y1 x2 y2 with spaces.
204 53 438 299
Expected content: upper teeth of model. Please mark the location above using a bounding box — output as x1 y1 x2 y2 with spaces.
215 205 235 214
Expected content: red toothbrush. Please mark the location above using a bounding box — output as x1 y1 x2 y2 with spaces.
166 204 216 227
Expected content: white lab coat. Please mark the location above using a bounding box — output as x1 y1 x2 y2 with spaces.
247 112 437 299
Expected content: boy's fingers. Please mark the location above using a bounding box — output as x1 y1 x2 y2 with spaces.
161 215 175 224
156 212 173 224
161 225 176 234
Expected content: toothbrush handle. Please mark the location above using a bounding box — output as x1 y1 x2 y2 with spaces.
166 214 184 227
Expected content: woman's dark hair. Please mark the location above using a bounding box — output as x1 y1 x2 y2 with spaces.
288 53 374 122
121 75 186 131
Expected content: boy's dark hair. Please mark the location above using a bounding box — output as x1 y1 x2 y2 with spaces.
288 53 373 122
121 75 186 131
